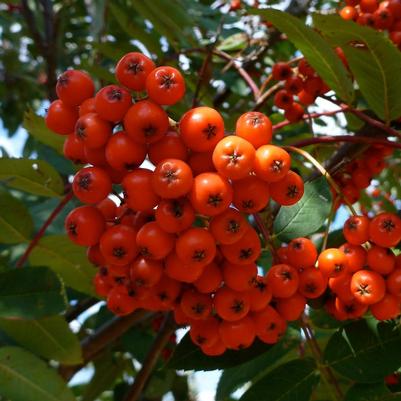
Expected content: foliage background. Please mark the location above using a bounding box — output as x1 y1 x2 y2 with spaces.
1 1 401 401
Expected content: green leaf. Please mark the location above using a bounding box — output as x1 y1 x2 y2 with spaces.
273 177 332 242
167 334 275 371
23 110 64 155
344 383 401 401
0 158 64 197
252 8 354 103
0 190 33 243
80 60 116 85
309 308 342 330
0 266 66 319
216 333 299 401
121 328 156 363
313 14 401 123
131 0 196 50
324 320 401 383
0 346 75 401
29 235 96 296
0 316 82 365
145 370 175 399
239 358 319 401
108 2 161 56
218 33 248 52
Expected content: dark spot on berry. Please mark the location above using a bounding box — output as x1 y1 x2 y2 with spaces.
78 173 91 190
113 247 126 259
202 123 217 140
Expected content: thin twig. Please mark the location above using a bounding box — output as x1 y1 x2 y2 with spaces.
321 205 336 252
321 95 401 139
181 48 261 102
291 135 401 150
253 81 283 111
16 190 73 268
259 73 273 95
123 313 176 401
213 49 260 101
273 106 349 131
253 213 277 262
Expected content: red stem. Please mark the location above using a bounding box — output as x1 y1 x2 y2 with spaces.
213 49 261 101
16 190 74 268
273 107 349 131
253 213 278 262
320 95 401 139
291 135 401 150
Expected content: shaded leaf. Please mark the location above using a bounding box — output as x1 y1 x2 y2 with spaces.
344 382 401 401
108 2 161 56
324 320 401 383
274 177 332 242
240 358 319 401
0 316 82 365
23 110 64 155
309 308 342 330
167 334 275 371
0 346 75 401
29 235 96 296
252 8 354 103
131 0 196 50
216 333 299 401
0 158 64 197
314 14 401 123
0 190 33 243
0 266 66 319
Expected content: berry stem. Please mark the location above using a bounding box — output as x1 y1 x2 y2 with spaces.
273 106 349 131
122 313 176 401
283 146 358 216
321 205 336 252
258 73 273 95
180 47 261 102
16 190 74 268
300 316 343 401
291 135 401 150
258 56 303 95
214 49 261 101
321 95 401 140
253 213 278 262
254 81 283 111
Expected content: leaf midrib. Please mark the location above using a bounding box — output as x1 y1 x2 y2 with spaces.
0 172 61 197
327 330 401 366
0 214 28 242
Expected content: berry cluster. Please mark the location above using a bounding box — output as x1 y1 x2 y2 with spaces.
340 0 401 49
44 51 307 355
325 213 401 321
276 212 401 324
332 144 393 208
271 59 330 122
